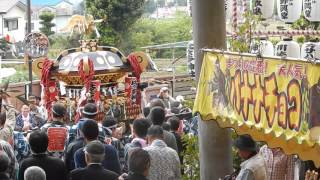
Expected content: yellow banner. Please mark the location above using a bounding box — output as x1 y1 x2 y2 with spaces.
194 51 320 167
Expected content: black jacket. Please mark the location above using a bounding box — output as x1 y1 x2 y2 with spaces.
64 137 85 172
0 172 10 180
18 154 67 180
70 164 119 180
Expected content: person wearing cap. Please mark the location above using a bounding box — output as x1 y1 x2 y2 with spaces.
70 140 119 180
65 103 105 172
73 119 121 174
234 135 267 180
144 125 181 180
41 103 69 159
157 87 176 109
68 103 105 145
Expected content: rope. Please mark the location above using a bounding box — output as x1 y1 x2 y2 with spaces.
232 0 238 35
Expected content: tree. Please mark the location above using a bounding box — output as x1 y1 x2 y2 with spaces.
145 0 157 14
39 12 55 37
86 0 145 46
120 12 192 56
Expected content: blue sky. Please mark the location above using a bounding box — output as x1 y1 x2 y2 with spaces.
32 0 60 5
31 0 83 5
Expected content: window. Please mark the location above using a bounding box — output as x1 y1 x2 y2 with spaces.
4 19 18 31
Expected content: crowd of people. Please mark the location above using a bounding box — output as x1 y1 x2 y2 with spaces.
0 86 319 180
0 86 196 180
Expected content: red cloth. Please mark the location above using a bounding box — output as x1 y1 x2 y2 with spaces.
78 58 94 92
5 34 10 42
127 54 142 82
41 59 56 121
127 54 142 105
41 59 54 87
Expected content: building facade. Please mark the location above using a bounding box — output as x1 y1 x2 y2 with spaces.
32 0 75 33
0 0 26 42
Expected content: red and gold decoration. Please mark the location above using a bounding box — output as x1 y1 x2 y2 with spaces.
33 14 157 123
34 36 155 122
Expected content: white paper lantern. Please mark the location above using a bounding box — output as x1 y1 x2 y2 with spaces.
275 39 301 58
250 39 275 56
251 0 275 19
301 42 320 60
260 40 275 56
303 0 320 22
277 0 302 23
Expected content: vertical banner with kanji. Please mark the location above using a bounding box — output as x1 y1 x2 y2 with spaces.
193 51 320 167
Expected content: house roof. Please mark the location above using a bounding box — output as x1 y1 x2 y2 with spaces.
0 0 26 13
55 0 73 6
35 0 73 12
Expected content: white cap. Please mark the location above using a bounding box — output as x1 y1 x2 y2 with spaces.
160 87 169 93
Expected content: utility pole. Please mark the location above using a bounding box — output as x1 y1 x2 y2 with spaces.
192 0 233 179
26 0 32 95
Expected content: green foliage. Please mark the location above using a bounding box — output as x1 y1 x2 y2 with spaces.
48 34 81 58
121 12 192 55
50 34 81 49
291 16 320 42
291 15 320 30
270 38 280 46
181 134 200 180
181 98 199 179
2 64 38 83
86 0 145 46
229 12 259 53
39 12 55 37
0 38 10 52
231 130 242 171
296 36 305 44
183 98 195 110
